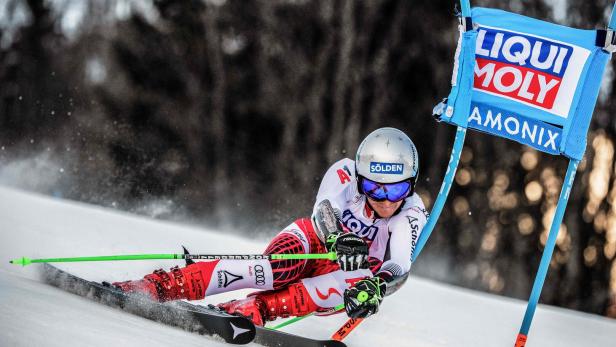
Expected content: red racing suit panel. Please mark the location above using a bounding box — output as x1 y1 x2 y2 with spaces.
264 218 383 289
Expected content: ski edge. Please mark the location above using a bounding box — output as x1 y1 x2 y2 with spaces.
255 325 347 347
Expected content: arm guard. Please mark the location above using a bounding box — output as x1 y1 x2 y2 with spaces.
311 199 343 243
376 269 410 296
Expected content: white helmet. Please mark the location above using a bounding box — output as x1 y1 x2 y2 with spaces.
355 127 419 185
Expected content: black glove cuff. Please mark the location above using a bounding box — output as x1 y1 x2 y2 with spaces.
335 234 369 256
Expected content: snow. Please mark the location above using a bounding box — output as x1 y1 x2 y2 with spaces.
1 185 615 346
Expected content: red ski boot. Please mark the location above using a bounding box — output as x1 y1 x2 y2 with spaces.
218 295 269 326
112 267 188 302
112 262 218 302
218 282 319 326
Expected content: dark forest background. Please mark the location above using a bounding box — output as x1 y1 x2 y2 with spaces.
1 0 615 319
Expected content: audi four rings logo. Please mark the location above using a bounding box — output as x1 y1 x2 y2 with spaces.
254 265 266 286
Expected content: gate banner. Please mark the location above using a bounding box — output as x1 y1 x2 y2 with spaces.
440 7 611 160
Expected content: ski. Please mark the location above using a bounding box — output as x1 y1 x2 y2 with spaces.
255 326 347 347
43 264 346 347
41 264 256 345
176 302 347 347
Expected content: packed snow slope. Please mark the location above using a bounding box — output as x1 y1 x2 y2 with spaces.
1 186 615 347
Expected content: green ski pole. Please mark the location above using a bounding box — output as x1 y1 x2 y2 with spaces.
9 252 337 266
268 291 371 330
268 304 346 330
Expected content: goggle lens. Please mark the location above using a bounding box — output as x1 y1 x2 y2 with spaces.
361 177 411 202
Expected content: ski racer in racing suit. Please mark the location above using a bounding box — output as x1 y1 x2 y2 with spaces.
112 127 428 326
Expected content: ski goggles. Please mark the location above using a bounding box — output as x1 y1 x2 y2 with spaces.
360 177 412 202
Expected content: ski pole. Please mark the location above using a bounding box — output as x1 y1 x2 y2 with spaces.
9 252 337 266
269 292 369 341
269 290 370 340
268 313 314 330
268 303 346 330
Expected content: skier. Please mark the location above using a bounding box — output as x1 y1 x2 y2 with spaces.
112 127 428 326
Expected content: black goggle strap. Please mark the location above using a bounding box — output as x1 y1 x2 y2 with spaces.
408 176 416 196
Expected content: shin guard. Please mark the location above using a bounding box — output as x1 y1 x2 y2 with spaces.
113 259 274 302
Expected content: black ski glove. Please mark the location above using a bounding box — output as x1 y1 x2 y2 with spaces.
344 277 386 319
328 233 369 271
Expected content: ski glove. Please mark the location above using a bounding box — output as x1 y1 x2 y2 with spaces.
329 233 369 271
344 277 386 318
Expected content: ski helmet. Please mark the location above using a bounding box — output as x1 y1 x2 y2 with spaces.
355 127 419 186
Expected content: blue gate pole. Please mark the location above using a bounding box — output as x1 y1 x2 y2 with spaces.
609 2 616 30
413 0 472 262
516 159 579 347
413 127 466 261
460 0 471 17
